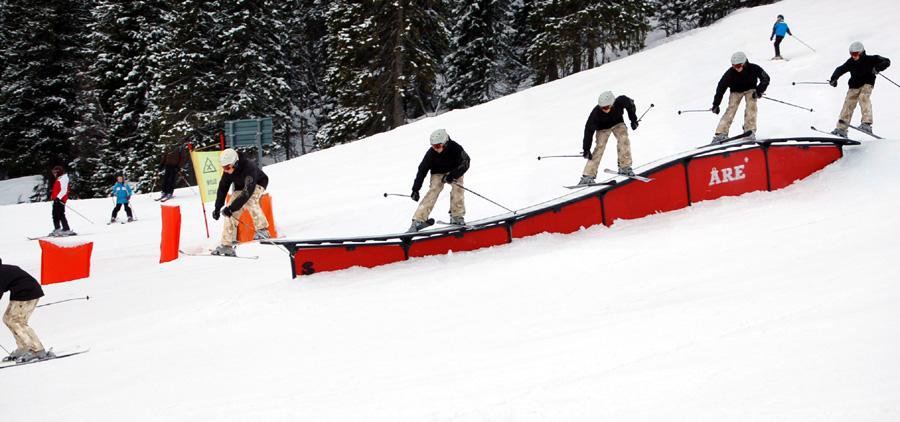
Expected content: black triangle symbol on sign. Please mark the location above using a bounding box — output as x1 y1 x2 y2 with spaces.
202 158 217 174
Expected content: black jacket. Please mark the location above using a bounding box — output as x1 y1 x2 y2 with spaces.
412 139 470 192
214 154 269 212
831 53 891 89
713 62 770 107
582 96 638 153
0 264 44 302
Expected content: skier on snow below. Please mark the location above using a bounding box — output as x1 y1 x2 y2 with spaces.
770 14 792 60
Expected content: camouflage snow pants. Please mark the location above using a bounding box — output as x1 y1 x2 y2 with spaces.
413 174 465 222
221 185 268 246
716 90 758 135
582 122 633 178
836 84 874 130
3 299 44 353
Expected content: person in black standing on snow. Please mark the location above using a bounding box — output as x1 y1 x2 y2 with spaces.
1 258 54 363
578 90 639 185
828 41 891 138
711 51 770 144
408 129 470 232
157 144 187 201
48 165 74 237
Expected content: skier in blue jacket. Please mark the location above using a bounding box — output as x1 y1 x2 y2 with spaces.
770 15 792 60
110 175 134 223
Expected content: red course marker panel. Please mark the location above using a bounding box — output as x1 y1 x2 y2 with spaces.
408 226 510 258
511 196 603 239
688 148 768 203
603 164 689 224
294 244 406 277
767 145 842 190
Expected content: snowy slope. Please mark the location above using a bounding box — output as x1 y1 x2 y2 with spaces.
1 0 900 420
0 175 42 205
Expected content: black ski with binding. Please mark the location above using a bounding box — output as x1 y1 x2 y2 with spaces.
0 349 89 370
179 250 259 260
839 120 883 139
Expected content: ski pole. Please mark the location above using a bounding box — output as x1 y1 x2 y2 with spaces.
878 72 900 88
383 192 411 198
451 182 515 214
761 95 813 112
791 35 816 52
64 203 95 224
0 343 9 354
536 154 581 160
677 108 712 115
637 103 655 122
792 81 829 85
37 296 90 308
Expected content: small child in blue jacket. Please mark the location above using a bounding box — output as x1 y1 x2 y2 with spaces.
111 175 134 223
770 15 792 60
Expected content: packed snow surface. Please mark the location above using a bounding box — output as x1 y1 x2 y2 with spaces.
2 0 899 420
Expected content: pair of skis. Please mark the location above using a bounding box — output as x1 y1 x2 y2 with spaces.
811 120 883 140
179 249 259 260
27 233 80 241
564 169 652 189
107 218 137 225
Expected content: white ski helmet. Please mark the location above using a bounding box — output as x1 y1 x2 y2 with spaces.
849 41 865 53
430 129 449 145
731 51 748 65
220 148 238 167
597 91 615 108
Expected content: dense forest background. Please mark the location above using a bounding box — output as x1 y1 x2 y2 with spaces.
0 0 774 198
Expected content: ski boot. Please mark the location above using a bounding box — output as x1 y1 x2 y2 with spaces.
711 133 728 144
3 348 25 362
858 122 873 134
48 229 62 237
830 128 848 139
577 175 595 185
58 229 76 237
127 216 134 222
407 219 428 233
16 349 53 363
449 216 466 226
618 166 635 177
110 217 117 224
254 228 271 240
745 132 756 141
211 245 236 257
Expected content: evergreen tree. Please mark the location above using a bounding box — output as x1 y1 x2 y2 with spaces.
443 0 516 109
282 0 327 157
0 0 90 189
318 0 447 147
83 0 168 193
653 0 697 37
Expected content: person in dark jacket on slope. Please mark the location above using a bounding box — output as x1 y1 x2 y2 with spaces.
711 51 770 144
578 90 639 185
828 41 891 138
1 259 54 363
408 129 470 232
211 149 270 256
157 145 188 201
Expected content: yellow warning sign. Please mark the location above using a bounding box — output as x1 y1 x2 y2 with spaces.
190 151 223 203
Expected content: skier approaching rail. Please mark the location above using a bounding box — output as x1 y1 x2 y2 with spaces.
577 91 639 186
711 51 770 144
408 129 470 232
1 259 54 363
828 41 891 138
210 149 271 256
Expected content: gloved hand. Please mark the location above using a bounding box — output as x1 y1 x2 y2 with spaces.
873 67 880 75
222 207 233 218
711 105 720 114
630 121 639 131
411 190 420 202
442 174 456 184
769 36 773 41
582 150 592 160
212 208 221 220
829 79 837 87
53 198 63 205
753 89 764 99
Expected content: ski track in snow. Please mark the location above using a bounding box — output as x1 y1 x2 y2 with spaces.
1 0 900 420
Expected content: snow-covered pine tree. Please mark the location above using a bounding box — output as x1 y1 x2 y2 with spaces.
217 0 292 160
443 0 517 110
318 0 447 147
653 0 698 37
82 0 169 193
149 0 223 161
280 0 327 157
0 0 90 191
